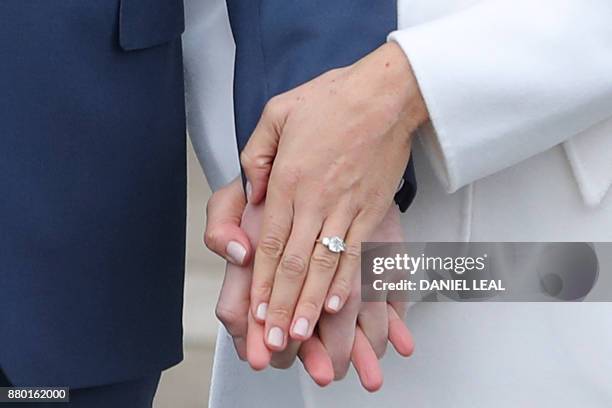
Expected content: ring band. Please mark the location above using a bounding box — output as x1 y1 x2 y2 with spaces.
316 236 347 253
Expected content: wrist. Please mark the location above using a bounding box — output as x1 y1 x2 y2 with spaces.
353 42 429 133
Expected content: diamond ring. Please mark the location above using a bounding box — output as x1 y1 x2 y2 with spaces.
317 236 347 253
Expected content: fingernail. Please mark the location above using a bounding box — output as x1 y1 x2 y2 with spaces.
267 327 284 347
226 241 247 265
327 295 341 311
293 317 309 337
256 303 268 320
245 181 252 202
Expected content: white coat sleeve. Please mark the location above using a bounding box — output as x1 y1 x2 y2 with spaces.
388 0 612 193
183 0 241 192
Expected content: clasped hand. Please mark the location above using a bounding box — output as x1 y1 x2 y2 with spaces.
205 42 427 389
206 181 412 390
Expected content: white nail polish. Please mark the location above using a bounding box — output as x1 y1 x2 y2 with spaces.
267 327 284 347
256 303 268 320
245 181 252 202
226 241 247 265
293 318 309 337
327 295 341 311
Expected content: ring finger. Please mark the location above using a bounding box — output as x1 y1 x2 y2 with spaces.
289 209 354 341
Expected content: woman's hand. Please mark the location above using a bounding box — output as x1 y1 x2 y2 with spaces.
204 178 253 268
242 203 414 391
205 182 414 390
241 42 428 350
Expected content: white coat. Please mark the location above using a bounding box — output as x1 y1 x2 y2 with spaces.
183 0 612 406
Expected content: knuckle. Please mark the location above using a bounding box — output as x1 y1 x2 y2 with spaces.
365 193 392 217
310 251 337 270
345 201 361 218
280 254 308 280
333 275 354 298
203 228 219 250
305 196 328 215
239 149 255 169
263 96 285 118
258 234 285 259
241 149 270 174
370 188 392 205
343 243 361 261
268 306 292 324
297 298 320 316
314 181 333 198
272 165 301 190
215 305 240 328
253 280 273 300
365 205 387 221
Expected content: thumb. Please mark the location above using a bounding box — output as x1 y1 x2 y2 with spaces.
240 97 285 205
204 178 252 266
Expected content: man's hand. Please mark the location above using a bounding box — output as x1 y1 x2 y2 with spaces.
241 42 428 351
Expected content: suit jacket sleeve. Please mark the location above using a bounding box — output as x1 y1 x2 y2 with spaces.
389 0 612 193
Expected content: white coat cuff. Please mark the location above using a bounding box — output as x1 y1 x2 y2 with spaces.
387 0 612 194
388 25 473 194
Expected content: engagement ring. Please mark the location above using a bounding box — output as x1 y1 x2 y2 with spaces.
317 236 346 253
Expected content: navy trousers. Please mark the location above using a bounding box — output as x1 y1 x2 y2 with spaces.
0 367 160 408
